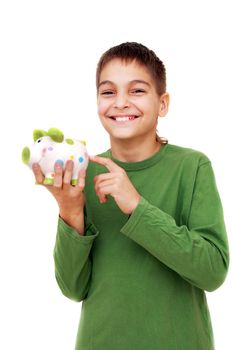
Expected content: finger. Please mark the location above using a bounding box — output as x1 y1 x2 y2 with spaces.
96 191 108 203
94 177 114 194
95 183 114 203
63 160 74 187
76 168 86 191
100 196 108 203
89 155 122 173
95 178 113 192
95 179 115 203
93 172 115 184
32 163 45 184
94 181 108 203
53 161 63 188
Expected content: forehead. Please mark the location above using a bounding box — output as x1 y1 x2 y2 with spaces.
99 58 154 85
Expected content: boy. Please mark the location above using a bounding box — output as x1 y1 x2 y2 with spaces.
33 42 229 349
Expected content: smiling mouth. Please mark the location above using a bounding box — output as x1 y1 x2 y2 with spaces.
108 115 140 122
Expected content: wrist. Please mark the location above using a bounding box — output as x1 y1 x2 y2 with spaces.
59 203 83 219
59 209 84 235
128 194 141 215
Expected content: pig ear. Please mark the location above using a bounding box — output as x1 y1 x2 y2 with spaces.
47 128 64 143
22 147 30 164
33 129 48 142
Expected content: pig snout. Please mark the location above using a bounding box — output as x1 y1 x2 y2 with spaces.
42 146 54 156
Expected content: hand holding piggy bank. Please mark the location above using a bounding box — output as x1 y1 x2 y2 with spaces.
22 128 89 185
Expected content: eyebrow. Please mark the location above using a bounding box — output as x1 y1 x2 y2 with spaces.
98 79 151 88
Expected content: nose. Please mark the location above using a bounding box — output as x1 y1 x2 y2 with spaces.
114 92 130 109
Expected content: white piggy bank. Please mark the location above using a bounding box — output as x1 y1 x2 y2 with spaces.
22 128 89 185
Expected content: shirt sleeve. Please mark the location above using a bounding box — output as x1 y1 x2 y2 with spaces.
120 162 229 292
53 215 99 301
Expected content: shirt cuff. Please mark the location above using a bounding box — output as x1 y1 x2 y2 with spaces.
120 196 149 238
58 216 99 244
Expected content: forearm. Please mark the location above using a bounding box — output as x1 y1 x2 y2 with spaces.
54 217 99 301
121 197 229 292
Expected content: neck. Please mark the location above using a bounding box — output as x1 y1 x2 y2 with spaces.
110 137 161 162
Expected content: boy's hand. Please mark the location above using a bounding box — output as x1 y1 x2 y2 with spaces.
32 160 86 233
90 155 141 215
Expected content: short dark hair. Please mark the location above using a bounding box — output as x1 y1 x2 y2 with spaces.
96 42 167 96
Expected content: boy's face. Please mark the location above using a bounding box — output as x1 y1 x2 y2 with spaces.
97 58 168 144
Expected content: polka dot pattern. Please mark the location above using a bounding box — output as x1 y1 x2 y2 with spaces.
66 138 74 145
55 159 64 167
78 156 84 163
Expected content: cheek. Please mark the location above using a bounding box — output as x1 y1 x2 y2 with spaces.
97 99 111 116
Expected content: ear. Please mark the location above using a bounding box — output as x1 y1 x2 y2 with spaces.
22 147 30 164
33 129 48 142
47 128 64 143
158 92 170 118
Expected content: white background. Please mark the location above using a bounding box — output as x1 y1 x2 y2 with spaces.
0 0 234 349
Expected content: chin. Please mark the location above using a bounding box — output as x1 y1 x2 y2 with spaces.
110 132 138 141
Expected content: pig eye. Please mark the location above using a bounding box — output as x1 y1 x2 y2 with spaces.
36 138 42 143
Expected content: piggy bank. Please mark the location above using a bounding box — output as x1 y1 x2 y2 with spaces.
22 128 89 185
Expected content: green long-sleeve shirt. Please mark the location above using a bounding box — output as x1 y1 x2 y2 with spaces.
53 144 229 350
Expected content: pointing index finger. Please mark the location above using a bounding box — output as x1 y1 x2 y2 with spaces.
89 155 121 173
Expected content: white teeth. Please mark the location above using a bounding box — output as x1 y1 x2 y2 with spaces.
116 117 129 121
114 116 136 122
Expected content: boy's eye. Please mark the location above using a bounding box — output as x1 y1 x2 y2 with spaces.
131 89 145 94
99 89 145 96
100 90 114 95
